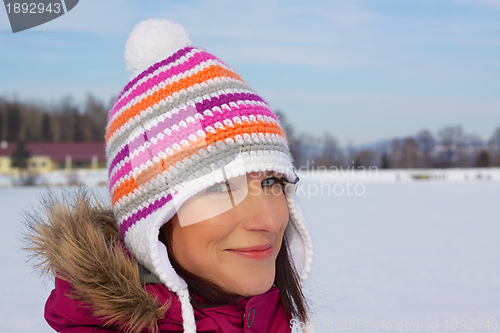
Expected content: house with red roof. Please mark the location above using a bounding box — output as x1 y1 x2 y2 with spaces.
0 142 106 175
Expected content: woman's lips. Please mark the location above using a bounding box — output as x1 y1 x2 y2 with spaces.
226 244 273 259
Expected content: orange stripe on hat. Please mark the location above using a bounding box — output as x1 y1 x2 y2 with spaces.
106 65 243 142
111 120 285 205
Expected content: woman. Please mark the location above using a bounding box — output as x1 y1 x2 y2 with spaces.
26 19 313 333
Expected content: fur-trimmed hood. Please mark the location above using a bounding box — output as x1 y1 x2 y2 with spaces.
24 191 293 333
24 191 169 333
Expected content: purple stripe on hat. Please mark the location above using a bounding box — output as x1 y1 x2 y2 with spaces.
108 102 277 189
110 160 132 191
194 92 268 114
129 119 205 171
129 132 151 155
109 50 218 120
143 105 198 142
113 47 194 106
109 105 197 172
109 144 129 179
110 94 269 169
119 193 173 237
108 95 276 183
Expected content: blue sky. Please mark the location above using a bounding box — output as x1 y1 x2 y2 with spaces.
1 0 499 146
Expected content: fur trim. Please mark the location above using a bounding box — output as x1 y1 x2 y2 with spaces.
23 189 169 333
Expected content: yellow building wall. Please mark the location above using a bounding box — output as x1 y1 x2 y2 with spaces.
0 157 11 175
0 156 54 175
28 156 54 174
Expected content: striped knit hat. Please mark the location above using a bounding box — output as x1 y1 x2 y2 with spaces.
106 19 313 333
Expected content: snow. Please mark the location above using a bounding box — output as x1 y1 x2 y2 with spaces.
0 186 110 333
299 181 499 332
0 169 499 332
0 169 108 189
298 167 500 183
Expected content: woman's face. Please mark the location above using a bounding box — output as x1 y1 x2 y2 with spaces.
166 171 289 297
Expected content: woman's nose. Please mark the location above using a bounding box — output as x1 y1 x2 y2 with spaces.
240 186 288 234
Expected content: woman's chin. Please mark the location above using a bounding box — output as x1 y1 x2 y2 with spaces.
227 273 275 297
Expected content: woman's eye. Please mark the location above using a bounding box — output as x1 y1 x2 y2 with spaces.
262 177 283 188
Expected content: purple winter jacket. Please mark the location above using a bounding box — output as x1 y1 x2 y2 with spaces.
45 277 292 333
25 194 294 333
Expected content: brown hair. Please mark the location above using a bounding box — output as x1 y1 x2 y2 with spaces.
159 219 308 322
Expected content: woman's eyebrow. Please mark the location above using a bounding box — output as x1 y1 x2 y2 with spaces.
265 171 283 177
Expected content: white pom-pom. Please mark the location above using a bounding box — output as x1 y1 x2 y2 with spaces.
125 19 192 76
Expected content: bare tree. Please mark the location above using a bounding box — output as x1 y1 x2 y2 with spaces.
0 98 7 145
459 134 483 167
437 126 464 168
390 139 403 168
58 96 80 142
490 127 500 148
353 149 377 168
488 126 500 166
298 133 322 169
275 110 303 168
317 132 341 167
51 112 61 142
5 101 22 142
402 137 418 168
474 150 490 167
379 151 390 169
416 129 435 168
24 104 45 142
83 94 107 141
41 113 51 142
11 140 30 169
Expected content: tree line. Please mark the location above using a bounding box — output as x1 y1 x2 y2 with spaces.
276 111 500 169
0 95 108 143
1 96 499 169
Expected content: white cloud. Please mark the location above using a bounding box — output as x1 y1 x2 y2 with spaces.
138 0 500 85
4 0 498 77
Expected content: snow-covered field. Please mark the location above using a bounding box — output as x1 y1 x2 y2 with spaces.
0 169 108 188
1 170 499 332
301 180 499 332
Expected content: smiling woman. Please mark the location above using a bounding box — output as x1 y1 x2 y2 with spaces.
25 18 313 333
164 172 292 298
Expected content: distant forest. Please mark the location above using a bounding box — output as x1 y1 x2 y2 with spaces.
1 95 499 169
276 111 500 169
0 95 107 143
